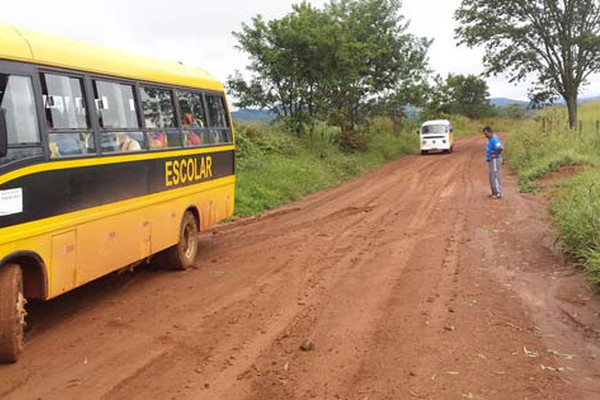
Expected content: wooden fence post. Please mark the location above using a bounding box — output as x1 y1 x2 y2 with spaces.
542 118 546 133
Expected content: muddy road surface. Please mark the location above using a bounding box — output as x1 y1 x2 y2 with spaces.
1 135 600 400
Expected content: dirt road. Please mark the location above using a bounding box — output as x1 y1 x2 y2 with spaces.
1 134 600 400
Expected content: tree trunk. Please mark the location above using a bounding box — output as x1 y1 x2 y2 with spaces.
565 90 578 130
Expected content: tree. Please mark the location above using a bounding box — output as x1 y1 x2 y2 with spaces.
423 73 494 119
228 0 431 140
227 3 330 133
455 0 600 129
443 74 493 118
320 0 431 139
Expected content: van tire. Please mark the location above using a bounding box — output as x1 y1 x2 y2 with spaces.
163 211 199 270
0 264 26 363
421 150 428 155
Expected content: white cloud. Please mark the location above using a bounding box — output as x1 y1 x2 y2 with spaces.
2 0 598 101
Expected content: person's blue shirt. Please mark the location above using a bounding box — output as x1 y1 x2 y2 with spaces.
486 135 503 161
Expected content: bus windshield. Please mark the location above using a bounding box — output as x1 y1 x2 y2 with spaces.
421 125 448 134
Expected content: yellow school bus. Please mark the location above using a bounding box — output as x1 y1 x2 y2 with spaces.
0 23 235 362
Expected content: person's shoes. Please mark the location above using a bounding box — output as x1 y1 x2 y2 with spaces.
492 194 502 199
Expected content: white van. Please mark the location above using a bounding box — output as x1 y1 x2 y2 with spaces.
418 119 454 154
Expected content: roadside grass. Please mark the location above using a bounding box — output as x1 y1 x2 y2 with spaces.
506 104 600 192
507 102 600 283
423 113 523 138
551 169 600 283
234 117 419 216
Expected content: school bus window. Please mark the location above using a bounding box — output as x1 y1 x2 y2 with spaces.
0 74 43 166
206 95 228 128
166 131 183 147
48 132 96 158
184 130 202 147
93 80 139 129
140 87 176 129
41 74 89 130
177 90 207 148
100 131 145 153
141 87 182 150
220 129 231 143
41 73 95 159
177 91 207 128
0 74 40 145
206 95 232 145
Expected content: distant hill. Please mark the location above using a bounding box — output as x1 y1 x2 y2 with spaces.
232 109 274 122
489 97 529 107
580 96 600 103
489 96 600 108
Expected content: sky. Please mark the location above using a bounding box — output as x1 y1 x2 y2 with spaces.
2 0 599 102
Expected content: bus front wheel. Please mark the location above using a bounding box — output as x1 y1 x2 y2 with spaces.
0 263 26 363
164 211 199 270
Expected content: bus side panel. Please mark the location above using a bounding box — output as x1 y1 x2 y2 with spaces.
198 182 235 231
76 207 152 286
50 230 77 295
149 201 182 256
75 179 234 287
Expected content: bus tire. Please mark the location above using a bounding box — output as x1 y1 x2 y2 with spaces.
164 211 199 270
0 263 26 363
421 150 428 155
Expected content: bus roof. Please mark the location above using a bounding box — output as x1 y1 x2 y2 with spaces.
0 23 224 92
422 119 450 126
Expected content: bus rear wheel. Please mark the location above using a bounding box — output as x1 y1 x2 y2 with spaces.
0 263 26 363
164 211 199 270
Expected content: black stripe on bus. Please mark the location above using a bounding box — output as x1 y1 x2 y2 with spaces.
0 150 234 228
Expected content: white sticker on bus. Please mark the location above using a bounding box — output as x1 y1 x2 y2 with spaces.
0 188 23 216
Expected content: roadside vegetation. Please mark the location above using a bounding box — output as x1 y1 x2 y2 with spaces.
234 117 419 216
506 102 600 283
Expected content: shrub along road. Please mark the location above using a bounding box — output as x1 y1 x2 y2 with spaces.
1 135 599 399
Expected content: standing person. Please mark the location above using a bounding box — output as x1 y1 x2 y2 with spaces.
483 126 503 199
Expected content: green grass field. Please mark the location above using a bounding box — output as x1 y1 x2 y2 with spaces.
506 102 600 283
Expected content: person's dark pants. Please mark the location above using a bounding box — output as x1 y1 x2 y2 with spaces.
488 158 502 196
